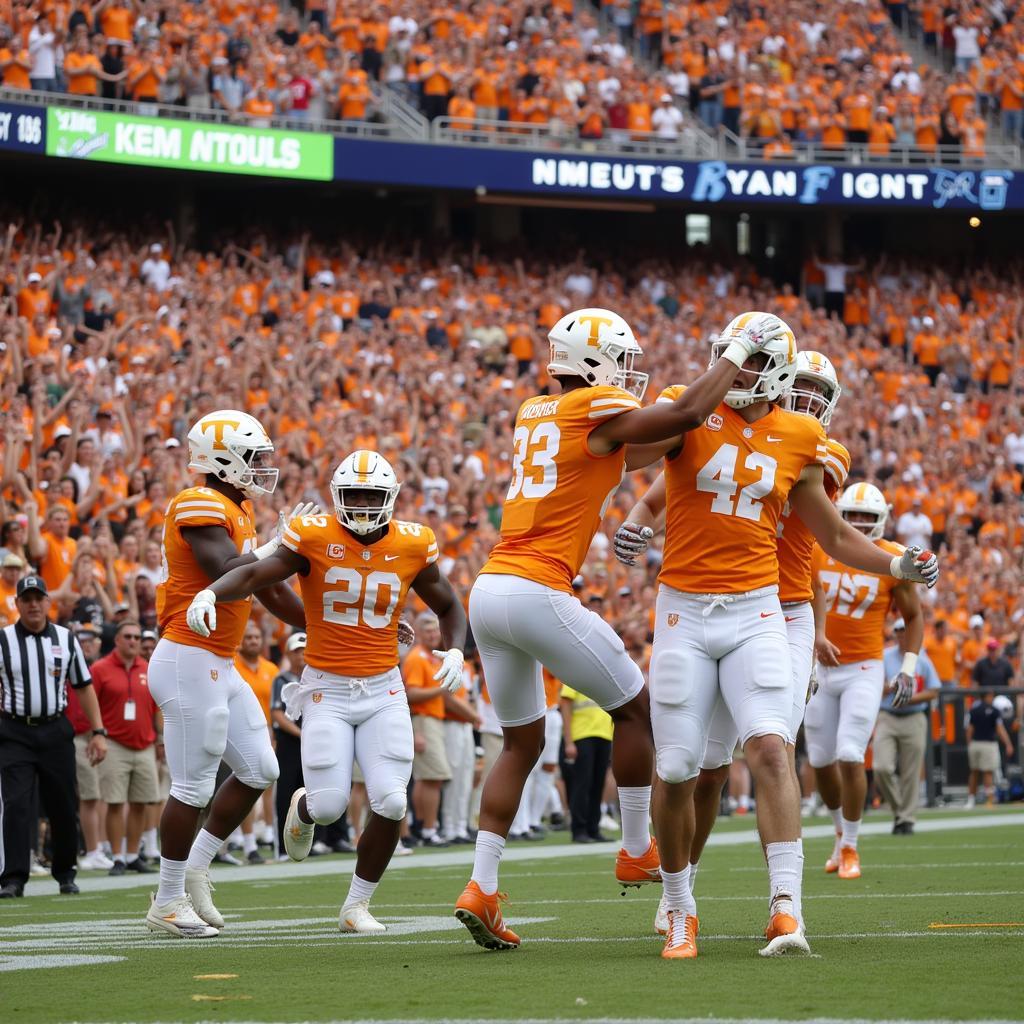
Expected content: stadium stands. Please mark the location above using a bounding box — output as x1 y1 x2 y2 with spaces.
3 0 1020 162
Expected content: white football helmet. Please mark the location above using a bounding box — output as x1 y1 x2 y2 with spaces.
837 482 889 541
709 311 798 409
186 410 278 499
786 350 842 427
547 307 648 399
330 450 400 536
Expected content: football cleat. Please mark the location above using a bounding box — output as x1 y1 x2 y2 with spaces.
825 832 842 873
340 900 387 934
185 867 224 929
661 911 698 959
454 881 520 950
760 911 811 957
283 788 315 861
145 894 220 938
615 837 661 887
838 846 861 879
654 893 669 935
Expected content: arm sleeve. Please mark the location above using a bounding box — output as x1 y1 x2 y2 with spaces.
68 632 93 690
171 493 231 529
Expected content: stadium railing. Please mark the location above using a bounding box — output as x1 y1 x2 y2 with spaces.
4 86 1022 168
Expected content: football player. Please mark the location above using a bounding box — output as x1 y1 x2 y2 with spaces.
805 482 925 881
616 317 936 960
147 411 313 938
453 306 791 951
187 450 466 933
618 351 850 937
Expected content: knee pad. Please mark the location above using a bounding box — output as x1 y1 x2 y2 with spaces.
202 706 230 757
656 746 699 785
700 738 734 771
836 742 867 765
806 739 836 769
170 775 216 809
256 745 281 787
371 789 407 822
306 788 348 825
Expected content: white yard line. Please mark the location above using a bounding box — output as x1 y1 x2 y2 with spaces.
21 811 1024 898
58 1017 1024 1024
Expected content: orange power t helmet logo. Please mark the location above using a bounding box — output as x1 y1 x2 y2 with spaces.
577 314 613 347
200 417 241 450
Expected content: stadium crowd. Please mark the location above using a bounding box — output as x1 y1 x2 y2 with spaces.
1 0 1018 157
0 213 1021 869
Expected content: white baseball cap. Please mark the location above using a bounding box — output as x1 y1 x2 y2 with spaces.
969 614 985 629
285 632 307 652
27 272 41 283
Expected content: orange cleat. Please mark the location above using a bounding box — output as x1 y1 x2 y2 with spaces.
825 832 842 873
759 911 810 957
454 881 520 950
615 837 661 887
838 846 861 879
660 911 698 960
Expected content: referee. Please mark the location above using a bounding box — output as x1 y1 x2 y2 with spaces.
0 575 108 897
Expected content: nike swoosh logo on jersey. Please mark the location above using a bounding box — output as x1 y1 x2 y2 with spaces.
384 555 399 561
388 687 402 695
784 616 796 623
767 435 784 443
760 611 776 618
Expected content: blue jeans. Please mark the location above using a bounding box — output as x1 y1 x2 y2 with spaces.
1003 108 1024 141
698 99 723 128
30 76 57 92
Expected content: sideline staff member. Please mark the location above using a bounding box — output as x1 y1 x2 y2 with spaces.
0 575 108 898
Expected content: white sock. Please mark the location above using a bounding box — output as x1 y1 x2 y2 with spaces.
617 786 652 857
510 793 531 836
156 857 187 904
421 826 437 839
841 816 860 850
661 866 696 916
470 830 506 895
242 832 257 856
829 807 843 854
766 840 803 921
688 860 699 895
529 769 555 828
89 847 105 858
186 829 224 872
343 873 378 908
141 828 158 855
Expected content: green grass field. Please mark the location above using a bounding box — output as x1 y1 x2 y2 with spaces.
2 808 1022 1024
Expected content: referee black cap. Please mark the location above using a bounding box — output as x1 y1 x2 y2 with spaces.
16 575 48 597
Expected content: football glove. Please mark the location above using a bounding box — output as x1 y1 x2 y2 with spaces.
186 589 217 637
253 501 320 560
889 671 915 708
890 545 939 589
721 314 791 369
614 522 654 566
397 618 415 649
805 660 819 704
432 648 465 693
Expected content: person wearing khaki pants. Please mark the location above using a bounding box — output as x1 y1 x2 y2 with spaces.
874 625 941 835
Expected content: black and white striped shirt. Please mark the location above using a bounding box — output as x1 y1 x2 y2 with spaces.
0 621 92 719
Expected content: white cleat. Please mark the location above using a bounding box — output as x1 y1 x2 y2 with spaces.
283 787 315 861
145 894 220 938
185 867 225 929
655 893 669 936
79 850 115 870
339 900 387 934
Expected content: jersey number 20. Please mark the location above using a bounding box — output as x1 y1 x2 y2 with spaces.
323 568 401 628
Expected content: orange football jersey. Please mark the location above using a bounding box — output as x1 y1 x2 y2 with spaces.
482 385 640 592
777 436 851 603
282 515 438 676
157 487 257 657
658 390 828 594
812 539 904 663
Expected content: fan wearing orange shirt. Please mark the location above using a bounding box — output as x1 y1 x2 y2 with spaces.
618 318 937 961
806 482 927 884
144 410 308 940
192 450 466 936
455 307 797 952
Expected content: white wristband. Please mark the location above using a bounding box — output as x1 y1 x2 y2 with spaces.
900 651 918 676
721 340 751 369
889 554 904 579
252 537 280 561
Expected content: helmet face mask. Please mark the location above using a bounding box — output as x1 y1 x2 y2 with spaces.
785 351 841 426
187 411 278 499
837 482 889 541
330 451 400 536
708 312 798 409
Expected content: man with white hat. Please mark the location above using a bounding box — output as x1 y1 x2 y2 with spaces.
652 93 684 140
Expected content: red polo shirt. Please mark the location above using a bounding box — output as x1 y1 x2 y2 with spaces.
65 684 92 735
89 652 156 749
